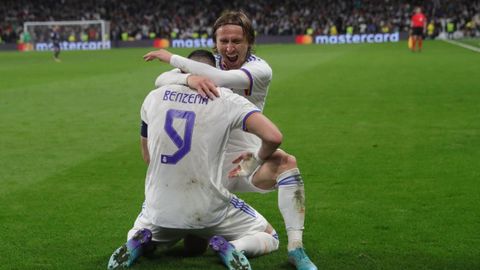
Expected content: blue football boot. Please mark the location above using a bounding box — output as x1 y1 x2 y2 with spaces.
288 247 318 270
107 228 152 269
209 235 251 270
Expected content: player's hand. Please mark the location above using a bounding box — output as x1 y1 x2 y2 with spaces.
228 152 264 178
187 75 219 99
143 49 172 63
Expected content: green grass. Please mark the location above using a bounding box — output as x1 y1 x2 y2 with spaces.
1 41 480 270
458 38 480 48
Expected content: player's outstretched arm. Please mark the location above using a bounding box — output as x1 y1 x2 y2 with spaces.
170 54 250 89
146 50 188 88
145 50 219 99
144 49 250 89
143 49 173 62
153 69 218 99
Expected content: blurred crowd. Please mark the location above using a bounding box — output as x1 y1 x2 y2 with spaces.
1 0 479 43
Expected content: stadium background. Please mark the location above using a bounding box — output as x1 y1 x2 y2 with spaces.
1 0 479 49
1 1 480 270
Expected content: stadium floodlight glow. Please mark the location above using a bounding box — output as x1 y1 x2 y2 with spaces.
23 20 111 51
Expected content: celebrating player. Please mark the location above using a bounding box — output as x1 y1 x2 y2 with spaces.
144 11 317 270
410 7 427 52
108 50 280 270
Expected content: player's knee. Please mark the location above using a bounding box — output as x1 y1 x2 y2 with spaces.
269 234 280 252
266 231 280 253
263 150 298 180
276 150 297 173
285 153 297 168
264 224 280 252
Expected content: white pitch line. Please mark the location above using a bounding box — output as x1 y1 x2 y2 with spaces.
442 39 480 53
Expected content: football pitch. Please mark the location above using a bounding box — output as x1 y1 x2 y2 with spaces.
1 41 479 270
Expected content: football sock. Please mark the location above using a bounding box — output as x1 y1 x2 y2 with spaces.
276 168 305 251
418 39 423 50
412 38 417 51
230 230 279 257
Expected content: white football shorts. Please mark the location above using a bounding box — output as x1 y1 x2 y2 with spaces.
127 196 269 246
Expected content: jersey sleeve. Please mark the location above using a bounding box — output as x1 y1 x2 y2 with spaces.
170 54 250 90
239 58 272 96
154 68 189 88
140 91 155 125
221 88 261 130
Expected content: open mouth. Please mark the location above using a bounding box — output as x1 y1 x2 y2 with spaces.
226 55 238 63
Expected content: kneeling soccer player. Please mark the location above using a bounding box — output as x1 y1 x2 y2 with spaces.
108 50 280 270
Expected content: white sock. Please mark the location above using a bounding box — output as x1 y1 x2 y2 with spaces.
276 168 305 251
230 230 279 257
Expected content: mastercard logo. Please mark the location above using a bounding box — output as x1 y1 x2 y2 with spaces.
154 38 170 48
295 35 313 45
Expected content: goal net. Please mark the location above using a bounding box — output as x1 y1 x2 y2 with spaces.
22 20 110 51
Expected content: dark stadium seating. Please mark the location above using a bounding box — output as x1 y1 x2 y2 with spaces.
1 0 479 43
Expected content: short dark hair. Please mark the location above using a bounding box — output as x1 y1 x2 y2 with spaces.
187 49 216 67
212 10 255 54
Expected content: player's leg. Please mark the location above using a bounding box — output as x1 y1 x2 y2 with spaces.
251 150 317 270
53 46 61 62
411 35 417 52
252 150 304 249
208 197 279 270
418 35 423 51
228 223 279 257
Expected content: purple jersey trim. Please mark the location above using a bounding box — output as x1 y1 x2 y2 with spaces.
216 55 226 70
230 197 256 218
240 68 253 96
242 110 261 131
246 55 258 62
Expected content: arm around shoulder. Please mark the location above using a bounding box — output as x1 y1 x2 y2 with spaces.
171 54 250 89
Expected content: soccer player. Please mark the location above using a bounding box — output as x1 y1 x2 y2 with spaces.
410 7 427 52
51 26 61 62
108 50 280 270
144 11 317 270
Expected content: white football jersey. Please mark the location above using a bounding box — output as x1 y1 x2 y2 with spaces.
215 54 272 112
141 84 259 229
216 54 272 181
159 53 273 189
